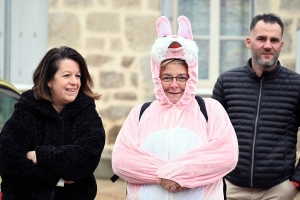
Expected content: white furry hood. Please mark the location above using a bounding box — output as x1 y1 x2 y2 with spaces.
151 36 198 65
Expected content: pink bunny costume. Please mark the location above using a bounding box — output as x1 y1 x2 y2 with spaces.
112 16 238 200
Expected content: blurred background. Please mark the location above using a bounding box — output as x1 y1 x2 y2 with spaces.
0 0 300 199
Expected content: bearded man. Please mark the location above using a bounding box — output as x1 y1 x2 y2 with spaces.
212 13 300 200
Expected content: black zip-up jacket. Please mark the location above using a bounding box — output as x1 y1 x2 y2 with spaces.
0 90 105 200
212 59 300 189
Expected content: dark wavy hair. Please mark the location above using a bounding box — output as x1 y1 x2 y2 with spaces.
32 46 101 101
250 13 284 35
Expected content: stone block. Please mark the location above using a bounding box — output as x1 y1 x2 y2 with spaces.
140 55 154 92
100 72 124 88
112 0 141 8
86 54 113 67
114 92 137 101
49 0 59 7
49 12 80 47
97 0 108 6
254 0 273 13
280 0 300 12
121 56 134 67
63 0 93 7
85 38 106 50
297 18 300 29
281 60 295 71
107 125 122 144
148 0 160 10
125 15 158 51
100 106 132 120
282 19 293 54
110 38 123 52
87 13 120 33
131 72 138 87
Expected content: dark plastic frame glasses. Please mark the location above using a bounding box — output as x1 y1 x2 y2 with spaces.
160 74 189 83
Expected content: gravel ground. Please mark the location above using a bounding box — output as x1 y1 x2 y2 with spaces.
94 178 300 200
95 178 127 200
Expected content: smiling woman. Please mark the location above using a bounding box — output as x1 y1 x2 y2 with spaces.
0 46 106 200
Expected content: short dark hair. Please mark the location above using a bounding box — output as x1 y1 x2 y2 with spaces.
32 46 101 101
250 13 284 35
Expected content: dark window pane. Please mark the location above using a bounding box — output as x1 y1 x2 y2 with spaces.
220 40 249 73
220 0 250 36
178 0 210 35
195 39 209 79
0 96 18 130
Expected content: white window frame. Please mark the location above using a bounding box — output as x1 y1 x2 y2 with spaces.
161 0 254 96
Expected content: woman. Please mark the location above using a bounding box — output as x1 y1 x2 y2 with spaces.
112 16 238 199
0 46 105 200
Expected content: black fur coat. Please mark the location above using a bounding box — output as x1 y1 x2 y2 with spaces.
0 90 105 200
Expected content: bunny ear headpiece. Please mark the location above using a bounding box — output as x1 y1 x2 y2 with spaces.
151 16 198 66
151 16 199 104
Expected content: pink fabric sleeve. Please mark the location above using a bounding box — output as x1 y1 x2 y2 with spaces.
112 105 166 184
156 100 239 188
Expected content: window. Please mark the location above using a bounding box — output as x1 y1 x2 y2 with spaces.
161 0 253 94
0 0 48 90
0 79 20 130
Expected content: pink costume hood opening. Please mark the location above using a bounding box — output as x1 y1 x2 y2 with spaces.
151 16 199 106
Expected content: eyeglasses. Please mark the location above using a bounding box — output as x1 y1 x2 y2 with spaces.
160 75 189 83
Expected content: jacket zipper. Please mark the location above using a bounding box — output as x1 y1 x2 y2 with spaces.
251 77 264 187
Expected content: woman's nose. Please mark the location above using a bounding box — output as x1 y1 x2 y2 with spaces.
170 78 179 87
70 76 77 84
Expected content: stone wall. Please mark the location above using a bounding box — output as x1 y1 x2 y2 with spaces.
48 0 160 150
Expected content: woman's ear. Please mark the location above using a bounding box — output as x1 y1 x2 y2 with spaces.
47 81 51 88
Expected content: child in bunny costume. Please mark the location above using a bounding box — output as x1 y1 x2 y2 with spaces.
112 16 238 200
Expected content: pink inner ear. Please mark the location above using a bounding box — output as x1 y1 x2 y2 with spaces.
178 21 188 38
177 16 193 40
156 16 172 38
158 22 171 37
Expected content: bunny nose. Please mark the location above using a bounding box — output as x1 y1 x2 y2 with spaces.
172 35 178 38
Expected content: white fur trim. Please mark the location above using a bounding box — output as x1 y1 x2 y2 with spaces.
151 36 198 65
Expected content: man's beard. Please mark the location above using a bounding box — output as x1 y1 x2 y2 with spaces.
252 50 279 69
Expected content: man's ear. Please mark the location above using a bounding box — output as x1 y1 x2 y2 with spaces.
280 41 284 51
245 37 251 49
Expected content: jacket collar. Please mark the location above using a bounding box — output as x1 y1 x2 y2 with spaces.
246 58 283 80
17 90 94 121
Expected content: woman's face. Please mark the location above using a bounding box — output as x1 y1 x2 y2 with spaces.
160 62 188 104
47 59 81 110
